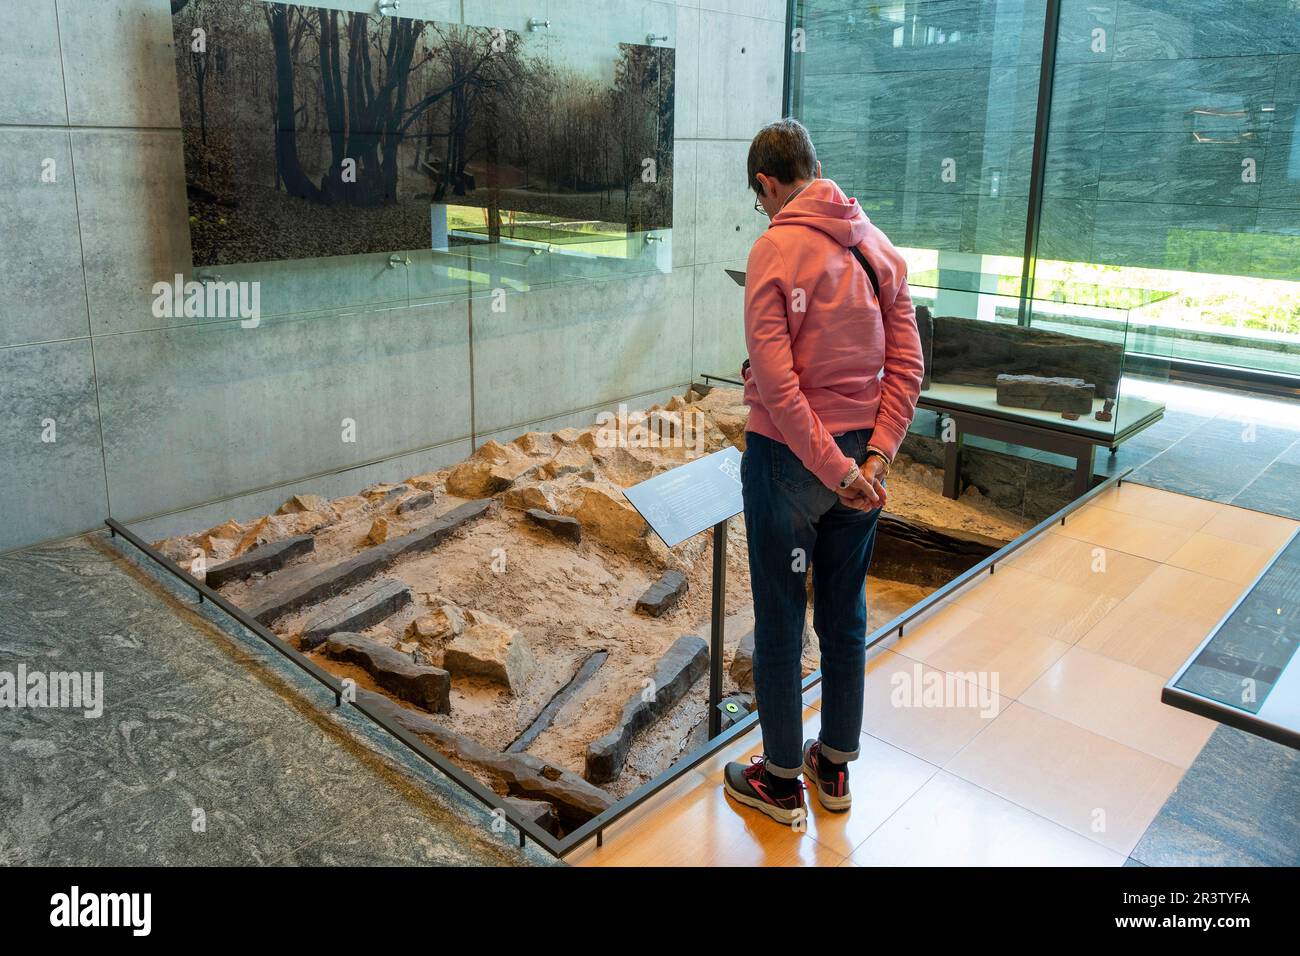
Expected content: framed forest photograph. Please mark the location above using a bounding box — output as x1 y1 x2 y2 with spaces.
171 0 675 266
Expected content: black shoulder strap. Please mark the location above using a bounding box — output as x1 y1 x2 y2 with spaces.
848 244 881 302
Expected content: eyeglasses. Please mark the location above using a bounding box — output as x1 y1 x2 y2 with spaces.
754 194 768 218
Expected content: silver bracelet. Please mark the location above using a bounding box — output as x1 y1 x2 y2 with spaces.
838 462 860 490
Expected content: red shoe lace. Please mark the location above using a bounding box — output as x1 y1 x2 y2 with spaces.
745 755 805 798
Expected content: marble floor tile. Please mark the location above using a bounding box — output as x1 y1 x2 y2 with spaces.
1131 726 1300 867
2 534 539 867
275 791 554 867
1231 463 1300 522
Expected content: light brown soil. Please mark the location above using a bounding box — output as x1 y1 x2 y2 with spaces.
158 386 1030 802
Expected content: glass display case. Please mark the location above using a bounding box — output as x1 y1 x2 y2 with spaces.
909 268 1174 446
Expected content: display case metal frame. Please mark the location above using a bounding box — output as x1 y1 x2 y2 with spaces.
1162 526 1300 751
104 463 1132 860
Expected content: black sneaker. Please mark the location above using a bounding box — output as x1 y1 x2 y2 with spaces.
723 755 806 825
802 739 852 812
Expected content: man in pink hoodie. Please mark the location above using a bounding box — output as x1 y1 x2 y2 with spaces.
723 119 924 825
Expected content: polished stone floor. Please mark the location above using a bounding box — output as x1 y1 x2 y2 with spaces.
1096 378 1300 518
0 535 549 866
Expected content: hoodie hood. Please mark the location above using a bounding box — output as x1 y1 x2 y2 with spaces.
769 178 871 248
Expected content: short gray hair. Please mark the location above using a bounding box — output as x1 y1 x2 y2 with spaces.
747 118 817 194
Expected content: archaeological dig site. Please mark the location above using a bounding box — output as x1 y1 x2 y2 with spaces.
0 0 1297 915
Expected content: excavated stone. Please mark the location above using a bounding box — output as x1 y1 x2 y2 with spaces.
995 373 1095 413
730 629 756 692
300 578 412 649
204 534 314 589
560 483 648 557
513 432 554 456
364 517 389 546
406 603 466 646
446 456 535 498
324 633 451 713
506 650 608 754
277 493 330 514
472 439 520 464
395 491 438 515
360 483 409 502
245 499 491 625
503 797 559 835
442 618 536 692
355 689 613 828
197 519 242 553
931 314 1122 398
635 569 688 617
730 627 812 693
917 305 934 389
585 634 709 784
524 508 581 543
503 483 558 513
540 444 593 478
234 517 272 555
445 460 509 498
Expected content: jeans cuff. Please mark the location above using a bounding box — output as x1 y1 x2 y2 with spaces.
817 738 859 763
765 758 803 779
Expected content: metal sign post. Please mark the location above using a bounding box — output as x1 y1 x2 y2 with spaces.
623 445 745 741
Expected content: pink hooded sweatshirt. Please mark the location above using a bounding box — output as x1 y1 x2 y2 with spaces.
742 178 924 490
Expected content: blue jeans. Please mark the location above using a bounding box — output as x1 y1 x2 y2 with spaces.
741 429 881 777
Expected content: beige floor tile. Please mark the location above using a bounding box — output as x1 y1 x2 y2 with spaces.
948 565 1121 645
1007 531 1160 600
1054 505 1197 562
860 650 1009 765
1166 531 1277 586
890 601 986 662
926 619 1072 700
894 601 1070 699
1198 505 1299 551
1088 482 1221 531
1078 565 1245 678
1019 646 1216 768
945 702 1185 855
570 766 845 867
849 772 1124 867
